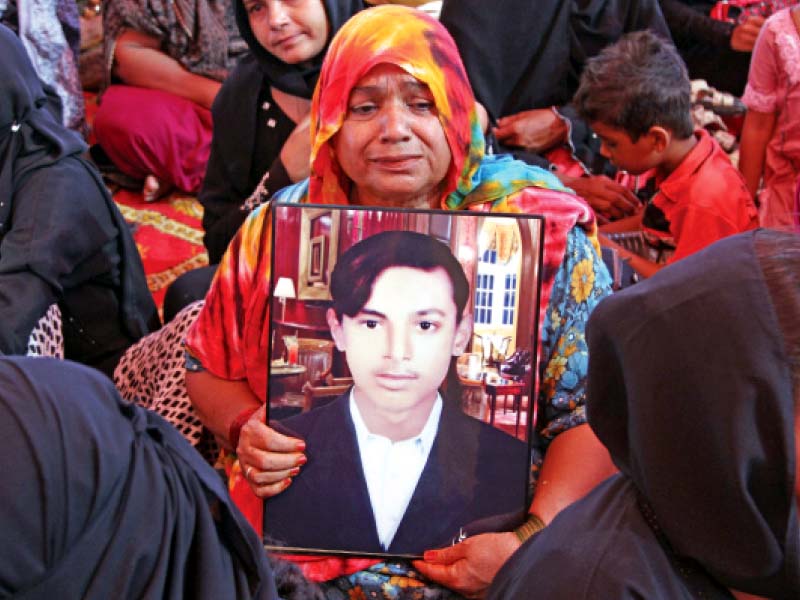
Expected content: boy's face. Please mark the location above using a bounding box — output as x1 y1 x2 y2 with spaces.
327 266 471 427
591 121 659 176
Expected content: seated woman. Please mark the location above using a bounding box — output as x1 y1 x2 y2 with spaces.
161 0 363 321
439 0 672 222
0 24 159 376
489 229 800 599
0 356 277 599
92 0 246 201
184 5 615 596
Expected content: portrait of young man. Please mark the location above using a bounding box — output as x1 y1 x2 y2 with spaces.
263 230 529 556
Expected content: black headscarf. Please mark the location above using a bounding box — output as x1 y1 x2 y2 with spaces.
0 24 158 347
0 356 278 599
439 0 670 121
235 0 365 98
587 229 800 597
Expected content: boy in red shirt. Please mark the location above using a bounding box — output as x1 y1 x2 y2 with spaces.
573 30 758 278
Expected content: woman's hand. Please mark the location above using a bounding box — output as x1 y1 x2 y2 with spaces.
413 532 521 599
493 108 568 153
730 16 765 52
237 404 307 498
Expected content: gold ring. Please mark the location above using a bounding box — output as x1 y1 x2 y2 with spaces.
245 466 253 480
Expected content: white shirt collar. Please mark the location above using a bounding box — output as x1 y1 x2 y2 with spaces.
349 389 442 451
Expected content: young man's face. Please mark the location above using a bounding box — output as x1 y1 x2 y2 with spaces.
327 266 471 434
591 121 659 176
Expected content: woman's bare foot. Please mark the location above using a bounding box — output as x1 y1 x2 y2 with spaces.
142 174 174 203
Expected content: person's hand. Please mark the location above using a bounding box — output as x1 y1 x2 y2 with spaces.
280 115 312 182
559 174 641 222
236 404 307 498
730 15 765 52
493 108 568 153
412 532 521 599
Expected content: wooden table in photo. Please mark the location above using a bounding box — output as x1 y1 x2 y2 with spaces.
483 377 527 436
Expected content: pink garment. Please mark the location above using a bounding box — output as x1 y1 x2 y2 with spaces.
796 173 800 229
742 8 800 230
93 85 213 193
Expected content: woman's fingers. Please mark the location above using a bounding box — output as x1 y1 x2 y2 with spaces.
237 409 307 497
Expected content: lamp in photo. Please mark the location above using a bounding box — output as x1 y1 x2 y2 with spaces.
274 276 296 322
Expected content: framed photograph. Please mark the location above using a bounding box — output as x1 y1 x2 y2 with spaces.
266 203 545 559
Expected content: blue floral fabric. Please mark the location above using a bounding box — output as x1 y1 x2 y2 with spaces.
320 562 464 600
530 226 612 487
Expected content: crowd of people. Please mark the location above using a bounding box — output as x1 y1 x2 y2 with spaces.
1 1 799 598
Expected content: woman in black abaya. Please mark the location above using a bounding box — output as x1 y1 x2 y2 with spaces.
489 228 800 598
0 24 159 375
0 356 277 599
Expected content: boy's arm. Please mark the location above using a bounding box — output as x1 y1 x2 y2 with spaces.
599 209 644 233
739 109 776 198
599 233 662 279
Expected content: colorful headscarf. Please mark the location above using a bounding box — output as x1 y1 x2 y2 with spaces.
306 4 569 209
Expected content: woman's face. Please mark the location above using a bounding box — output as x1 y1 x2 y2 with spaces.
243 0 329 65
332 63 452 209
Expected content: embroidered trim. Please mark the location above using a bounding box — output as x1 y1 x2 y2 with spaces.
241 171 270 212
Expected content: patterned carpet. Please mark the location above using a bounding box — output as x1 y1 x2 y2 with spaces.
113 189 207 313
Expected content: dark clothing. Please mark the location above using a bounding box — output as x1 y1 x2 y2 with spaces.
7 156 159 373
493 475 727 599
660 0 750 95
440 0 670 174
660 0 734 47
0 356 278 599
264 392 529 555
489 230 800 598
0 24 158 373
162 263 217 323
200 57 296 263
440 0 671 122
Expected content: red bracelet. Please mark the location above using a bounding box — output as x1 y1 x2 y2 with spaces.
228 405 260 452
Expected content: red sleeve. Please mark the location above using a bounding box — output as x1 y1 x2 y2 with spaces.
185 204 273 387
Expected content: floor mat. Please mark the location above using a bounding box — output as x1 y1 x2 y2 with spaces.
113 189 208 315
